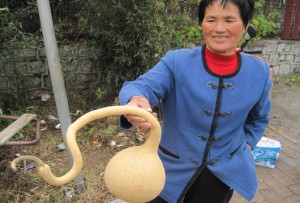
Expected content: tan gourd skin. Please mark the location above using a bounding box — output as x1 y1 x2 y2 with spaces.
11 106 166 202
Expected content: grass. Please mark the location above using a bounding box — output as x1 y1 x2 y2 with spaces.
0 130 118 202
287 74 300 85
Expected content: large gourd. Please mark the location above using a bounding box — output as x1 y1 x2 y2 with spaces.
11 106 165 202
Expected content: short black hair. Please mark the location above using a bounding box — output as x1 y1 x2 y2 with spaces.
198 0 254 28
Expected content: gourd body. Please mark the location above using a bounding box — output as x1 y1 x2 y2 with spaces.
105 146 165 202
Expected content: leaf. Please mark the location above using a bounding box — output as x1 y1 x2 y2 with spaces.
57 143 66 151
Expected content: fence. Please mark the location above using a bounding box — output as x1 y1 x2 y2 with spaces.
282 0 300 40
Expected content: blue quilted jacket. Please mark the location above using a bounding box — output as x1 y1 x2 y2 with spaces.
119 46 272 202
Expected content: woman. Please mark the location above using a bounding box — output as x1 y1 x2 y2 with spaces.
119 0 272 202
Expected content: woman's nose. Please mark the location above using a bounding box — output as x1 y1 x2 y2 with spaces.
215 22 226 32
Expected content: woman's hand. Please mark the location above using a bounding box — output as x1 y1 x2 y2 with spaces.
247 143 253 151
125 96 158 129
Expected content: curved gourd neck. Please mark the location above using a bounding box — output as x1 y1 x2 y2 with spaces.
70 106 161 152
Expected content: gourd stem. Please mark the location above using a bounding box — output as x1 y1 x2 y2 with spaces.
11 156 45 170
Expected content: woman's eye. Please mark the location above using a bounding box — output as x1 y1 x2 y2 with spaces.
226 19 236 23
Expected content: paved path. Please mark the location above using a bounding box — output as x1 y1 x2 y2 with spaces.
231 84 300 203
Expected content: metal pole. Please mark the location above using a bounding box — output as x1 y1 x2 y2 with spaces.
36 0 84 191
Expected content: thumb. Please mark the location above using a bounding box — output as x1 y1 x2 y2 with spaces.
134 97 152 112
139 102 153 113
128 96 153 112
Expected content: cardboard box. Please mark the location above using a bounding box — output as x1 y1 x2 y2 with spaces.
253 137 281 168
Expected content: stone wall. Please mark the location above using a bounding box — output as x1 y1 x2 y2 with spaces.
0 44 100 101
0 39 300 100
247 40 300 81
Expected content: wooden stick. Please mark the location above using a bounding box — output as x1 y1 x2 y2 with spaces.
0 114 37 145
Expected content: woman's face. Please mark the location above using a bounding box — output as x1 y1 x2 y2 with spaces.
201 1 247 55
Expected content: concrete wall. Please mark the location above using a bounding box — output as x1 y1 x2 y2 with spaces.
0 39 300 99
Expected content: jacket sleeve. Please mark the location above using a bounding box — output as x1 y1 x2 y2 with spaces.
244 63 272 148
118 51 176 129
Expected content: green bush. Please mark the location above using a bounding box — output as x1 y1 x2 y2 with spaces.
252 0 280 40
0 0 281 102
0 1 42 49
78 0 183 92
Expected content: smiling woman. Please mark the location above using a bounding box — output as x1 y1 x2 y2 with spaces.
201 1 246 55
118 0 272 202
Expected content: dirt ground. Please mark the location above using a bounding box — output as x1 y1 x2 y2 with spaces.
0 90 146 203
0 78 298 203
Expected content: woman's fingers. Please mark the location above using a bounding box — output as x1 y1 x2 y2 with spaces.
124 96 157 129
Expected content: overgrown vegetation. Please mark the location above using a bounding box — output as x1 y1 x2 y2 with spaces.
0 1 42 49
252 0 280 40
77 0 182 93
0 0 280 100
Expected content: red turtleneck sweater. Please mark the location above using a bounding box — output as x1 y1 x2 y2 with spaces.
205 47 238 75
